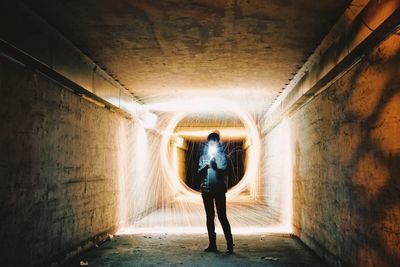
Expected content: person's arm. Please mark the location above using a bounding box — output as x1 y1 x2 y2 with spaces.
198 153 209 178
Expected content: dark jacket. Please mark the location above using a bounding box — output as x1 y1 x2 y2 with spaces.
198 142 228 193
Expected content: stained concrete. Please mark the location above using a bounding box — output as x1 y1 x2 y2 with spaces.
64 234 328 267
0 0 133 110
262 22 400 267
20 0 350 112
0 48 131 267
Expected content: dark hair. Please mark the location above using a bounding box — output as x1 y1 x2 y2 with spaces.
207 131 220 142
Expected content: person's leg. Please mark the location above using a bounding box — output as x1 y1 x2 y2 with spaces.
215 192 234 254
202 192 217 251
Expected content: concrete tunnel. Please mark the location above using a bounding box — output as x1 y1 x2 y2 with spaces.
0 0 399 266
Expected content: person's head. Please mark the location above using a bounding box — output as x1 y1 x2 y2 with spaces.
207 131 220 143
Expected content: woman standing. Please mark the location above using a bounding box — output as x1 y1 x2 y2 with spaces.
198 131 234 254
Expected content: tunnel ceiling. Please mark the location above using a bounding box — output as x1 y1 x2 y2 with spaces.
22 0 350 115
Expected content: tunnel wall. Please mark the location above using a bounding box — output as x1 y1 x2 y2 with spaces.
120 127 167 222
0 55 130 266
281 32 399 266
0 0 136 113
259 121 292 225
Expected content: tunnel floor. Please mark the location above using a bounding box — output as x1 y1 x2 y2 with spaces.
64 234 328 267
120 196 281 234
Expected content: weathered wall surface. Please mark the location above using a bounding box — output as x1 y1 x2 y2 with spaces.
0 56 131 266
0 0 135 113
288 32 400 266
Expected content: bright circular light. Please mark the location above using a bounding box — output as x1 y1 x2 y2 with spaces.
159 97 260 201
208 144 217 157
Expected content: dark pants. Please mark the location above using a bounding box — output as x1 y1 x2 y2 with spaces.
202 192 233 247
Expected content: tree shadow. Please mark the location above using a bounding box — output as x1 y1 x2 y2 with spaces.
294 33 400 266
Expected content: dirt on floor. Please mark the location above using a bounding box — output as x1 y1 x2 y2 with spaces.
63 233 329 267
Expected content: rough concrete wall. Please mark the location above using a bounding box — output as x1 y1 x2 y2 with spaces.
289 33 400 267
0 56 130 266
0 0 134 111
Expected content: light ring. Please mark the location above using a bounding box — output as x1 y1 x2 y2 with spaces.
159 97 260 201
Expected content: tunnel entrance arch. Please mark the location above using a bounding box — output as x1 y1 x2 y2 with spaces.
172 112 248 193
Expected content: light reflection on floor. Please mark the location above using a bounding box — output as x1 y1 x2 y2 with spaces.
117 196 287 235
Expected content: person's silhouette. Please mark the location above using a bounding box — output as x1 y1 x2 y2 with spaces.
198 131 234 254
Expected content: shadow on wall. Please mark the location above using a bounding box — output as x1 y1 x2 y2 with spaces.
332 33 400 267
293 32 400 267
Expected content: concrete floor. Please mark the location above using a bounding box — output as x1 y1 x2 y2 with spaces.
64 233 329 267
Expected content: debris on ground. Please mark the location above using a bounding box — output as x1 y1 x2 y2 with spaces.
262 256 279 261
80 260 89 266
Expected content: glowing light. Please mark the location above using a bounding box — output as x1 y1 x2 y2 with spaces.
117 226 291 235
176 136 184 148
117 195 292 235
172 142 178 174
158 96 261 201
140 111 158 129
208 143 217 157
117 95 293 236
262 118 293 232
176 128 248 140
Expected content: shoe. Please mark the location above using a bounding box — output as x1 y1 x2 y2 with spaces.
204 232 217 252
226 243 234 254
204 245 217 252
226 249 234 255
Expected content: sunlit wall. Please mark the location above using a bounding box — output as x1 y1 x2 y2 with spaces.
260 119 293 231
